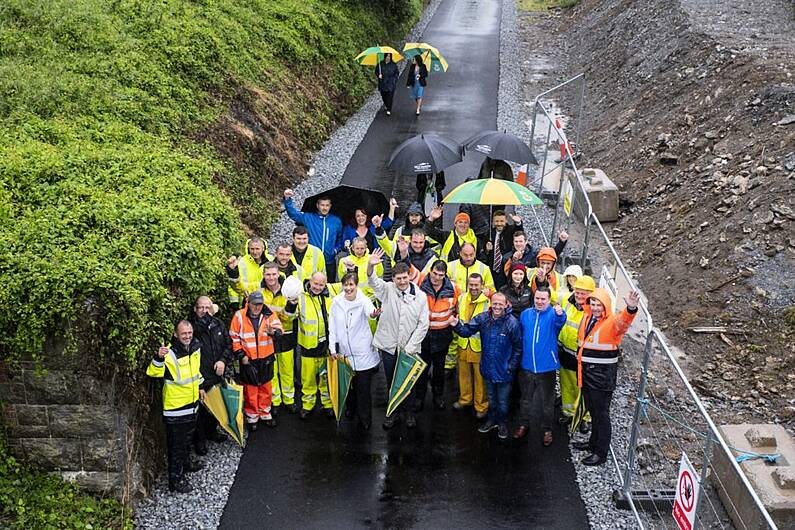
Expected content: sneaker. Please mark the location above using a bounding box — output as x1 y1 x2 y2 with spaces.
383 414 397 430
497 425 509 440
478 420 498 434
452 401 467 411
169 480 192 494
405 413 417 429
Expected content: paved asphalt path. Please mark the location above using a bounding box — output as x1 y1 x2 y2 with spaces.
220 1 589 528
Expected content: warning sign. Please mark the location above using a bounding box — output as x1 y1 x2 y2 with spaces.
598 266 618 313
563 178 573 217
672 452 700 530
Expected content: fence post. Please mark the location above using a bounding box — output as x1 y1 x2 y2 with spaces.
530 99 538 150
621 332 655 500
692 429 714 530
550 165 566 243
575 76 586 150
580 212 592 269
537 119 553 195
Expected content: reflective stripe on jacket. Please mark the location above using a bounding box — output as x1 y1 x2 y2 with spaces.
227 239 270 304
448 259 495 293
291 244 325 282
558 295 585 353
529 269 566 305
440 228 479 262
146 340 203 417
289 285 340 351
419 276 460 332
229 308 278 360
455 292 490 352
337 252 383 299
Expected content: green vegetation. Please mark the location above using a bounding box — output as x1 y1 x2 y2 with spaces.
0 435 131 529
0 0 421 366
520 0 580 11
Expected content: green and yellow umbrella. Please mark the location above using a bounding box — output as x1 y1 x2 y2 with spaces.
386 350 427 417
203 381 245 447
355 46 404 66
328 356 355 423
403 42 448 73
442 178 542 206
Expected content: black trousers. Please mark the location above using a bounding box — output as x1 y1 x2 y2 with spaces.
518 370 556 431
583 387 613 459
379 90 394 112
381 349 413 416
415 336 451 404
165 415 196 487
347 365 379 427
194 405 218 445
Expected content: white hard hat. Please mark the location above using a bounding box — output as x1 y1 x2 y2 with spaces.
563 265 583 278
281 275 303 299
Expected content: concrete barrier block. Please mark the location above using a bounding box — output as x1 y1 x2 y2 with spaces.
715 424 795 530
579 168 619 223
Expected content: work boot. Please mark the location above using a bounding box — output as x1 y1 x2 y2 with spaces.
286 403 298 414
433 396 445 410
512 425 529 440
581 453 606 466
246 421 258 432
169 480 192 494
263 417 277 428
382 414 398 430
299 408 312 420
478 420 498 434
194 440 208 456
497 425 509 440
186 458 203 473
405 413 417 429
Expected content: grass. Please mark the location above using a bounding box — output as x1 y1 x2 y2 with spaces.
520 0 580 11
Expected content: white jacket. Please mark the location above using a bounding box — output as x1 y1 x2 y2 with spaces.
369 273 429 356
329 290 380 371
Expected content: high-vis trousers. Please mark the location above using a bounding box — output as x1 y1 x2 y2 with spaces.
301 356 331 411
457 353 488 414
243 382 272 423
560 367 591 421
271 349 295 406
445 341 458 370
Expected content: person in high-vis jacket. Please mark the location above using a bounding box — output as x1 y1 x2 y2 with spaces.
424 207 480 262
285 271 340 419
261 262 297 414
147 320 204 493
451 273 490 418
230 290 283 431
290 225 326 282
273 241 299 280
528 247 567 304
558 275 595 426
226 237 270 311
337 237 383 300
572 288 639 466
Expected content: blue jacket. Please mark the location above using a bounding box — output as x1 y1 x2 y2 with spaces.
283 198 343 262
453 310 522 383
341 217 394 248
519 305 566 373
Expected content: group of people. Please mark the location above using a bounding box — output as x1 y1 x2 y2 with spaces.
376 53 428 116
147 187 639 494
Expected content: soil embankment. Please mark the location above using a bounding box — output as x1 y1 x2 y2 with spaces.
556 0 795 427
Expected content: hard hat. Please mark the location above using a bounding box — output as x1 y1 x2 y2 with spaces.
573 275 596 291
563 265 583 278
281 275 303 299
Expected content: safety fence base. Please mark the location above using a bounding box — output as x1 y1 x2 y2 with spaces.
613 488 676 512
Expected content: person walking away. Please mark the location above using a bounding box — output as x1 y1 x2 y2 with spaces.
425 206 480 262
376 53 399 116
226 237 270 311
283 189 343 280
261 263 297 414
230 291 282 430
329 273 382 430
572 288 639 466
285 272 339 419
558 275 595 428
367 249 429 429
451 293 521 440
416 260 460 411
514 288 566 445
485 210 523 290
289 225 326 282
451 273 490 418
407 55 428 115
416 171 446 214
499 262 533 319
147 320 204 493
188 296 232 455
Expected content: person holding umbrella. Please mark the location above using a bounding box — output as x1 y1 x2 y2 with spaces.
329 272 382 431
376 53 399 116
407 55 428 116
283 189 343 280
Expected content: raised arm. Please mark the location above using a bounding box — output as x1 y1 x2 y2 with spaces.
282 189 306 224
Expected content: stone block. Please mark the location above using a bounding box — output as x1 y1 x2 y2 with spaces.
22 369 80 404
0 382 27 403
578 168 619 223
715 424 795 530
81 438 122 471
60 471 123 495
2 403 18 426
18 438 82 470
16 404 49 426
48 404 117 438
9 424 50 438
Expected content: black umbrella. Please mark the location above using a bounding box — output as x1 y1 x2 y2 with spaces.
388 133 463 175
463 130 538 165
301 185 389 224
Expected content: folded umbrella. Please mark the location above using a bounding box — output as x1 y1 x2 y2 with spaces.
328 356 355 423
569 389 587 437
442 178 542 206
463 130 538 165
203 381 245 447
388 133 462 175
386 350 427 417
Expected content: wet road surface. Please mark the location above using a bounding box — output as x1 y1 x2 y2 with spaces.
220 0 589 527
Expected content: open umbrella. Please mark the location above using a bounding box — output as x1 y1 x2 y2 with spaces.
403 42 449 73
203 381 245 447
328 356 355 422
386 350 427 417
463 130 538 165
442 178 543 206
388 133 462 175
301 185 389 225
355 46 404 76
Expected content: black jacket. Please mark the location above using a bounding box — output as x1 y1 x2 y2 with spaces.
499 282 533 319
188 314 233 390
398 241 437 272
376 60 399 92
407 63 428 87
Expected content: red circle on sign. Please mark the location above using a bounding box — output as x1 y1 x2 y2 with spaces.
679 470 695 512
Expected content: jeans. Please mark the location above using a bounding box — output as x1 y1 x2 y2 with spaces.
381 349 413 415
485 380 512 426
583 387 613 459
518 370 556 431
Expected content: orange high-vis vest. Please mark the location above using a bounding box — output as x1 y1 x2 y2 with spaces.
576 288 636 387
230 308 279 360
420 275 460 331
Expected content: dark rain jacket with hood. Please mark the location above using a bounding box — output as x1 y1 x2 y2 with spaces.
188 313 233 390
499 268 533 318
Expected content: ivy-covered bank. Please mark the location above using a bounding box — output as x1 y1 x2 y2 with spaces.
0 0 421 367
0 0 422 515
